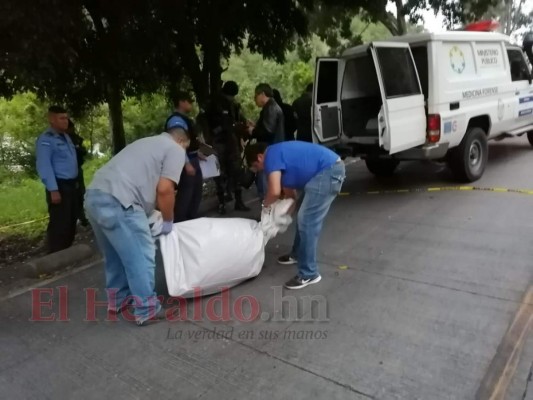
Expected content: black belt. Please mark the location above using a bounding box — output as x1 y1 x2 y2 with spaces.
56 178 78 185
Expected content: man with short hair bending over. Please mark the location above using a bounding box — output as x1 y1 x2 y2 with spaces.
245 141 346 289
85 118 190 326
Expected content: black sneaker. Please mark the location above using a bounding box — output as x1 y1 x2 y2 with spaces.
284 275 322 290
277 255 297 265
136 308 167 327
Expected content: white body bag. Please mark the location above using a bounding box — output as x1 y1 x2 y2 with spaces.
152 199 293 298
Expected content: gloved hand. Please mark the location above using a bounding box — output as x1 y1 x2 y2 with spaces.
161 220 174 235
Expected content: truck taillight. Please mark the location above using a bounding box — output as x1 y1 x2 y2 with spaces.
427 114 441 143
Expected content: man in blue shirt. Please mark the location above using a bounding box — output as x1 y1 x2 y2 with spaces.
36 106 79 254
245 141 346 289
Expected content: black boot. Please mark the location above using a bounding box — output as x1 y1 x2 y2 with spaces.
234 192 250 211
218 203 226 215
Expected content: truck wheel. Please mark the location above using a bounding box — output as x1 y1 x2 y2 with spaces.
527 131 533 146
365 159 400 177
448 127 488 182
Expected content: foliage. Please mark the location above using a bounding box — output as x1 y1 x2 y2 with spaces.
0 0 322 154
223 48 318 119
0 155 110 238
0 93 48 177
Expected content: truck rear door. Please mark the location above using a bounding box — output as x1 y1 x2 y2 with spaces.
312 58 345 144
370 42 427 154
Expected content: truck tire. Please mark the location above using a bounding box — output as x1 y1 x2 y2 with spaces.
365 159 400 177
448 127 488 182
527 131 533 146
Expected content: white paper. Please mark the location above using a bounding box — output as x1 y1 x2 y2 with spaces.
199 154 220 179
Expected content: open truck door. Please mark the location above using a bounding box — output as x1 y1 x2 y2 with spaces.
312 58 344 144
370 42 427 154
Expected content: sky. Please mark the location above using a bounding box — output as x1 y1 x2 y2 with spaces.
387 1 533 39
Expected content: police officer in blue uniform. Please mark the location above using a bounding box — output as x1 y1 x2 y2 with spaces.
36 106 79 253
165 91 204 222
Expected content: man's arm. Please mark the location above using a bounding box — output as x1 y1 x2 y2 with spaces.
281 187 298 215
281 188 297 199
159 144 186 221
36 135 60 205
261 104 280 135
156 177 176 222
251 107 275 142
263 171 282 207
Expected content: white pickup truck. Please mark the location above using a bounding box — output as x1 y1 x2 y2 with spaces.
312 31 533 182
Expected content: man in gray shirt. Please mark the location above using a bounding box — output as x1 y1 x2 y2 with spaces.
85 117 190 326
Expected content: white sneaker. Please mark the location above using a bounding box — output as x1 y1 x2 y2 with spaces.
277 255 297 265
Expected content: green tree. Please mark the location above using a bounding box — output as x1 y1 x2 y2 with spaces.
0 93 48 176
0 1 171 155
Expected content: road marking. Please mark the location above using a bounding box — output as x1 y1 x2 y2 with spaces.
341 186 533 197
476 286 533 400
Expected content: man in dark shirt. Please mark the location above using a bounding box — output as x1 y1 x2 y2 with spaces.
248 83 285 201
206 81 251 214
165 91 204 222
273 89 297 141
249 83 285 144
66 119 89 227
292 83 313 143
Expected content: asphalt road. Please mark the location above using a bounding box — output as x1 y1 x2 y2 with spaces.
1 137 533 400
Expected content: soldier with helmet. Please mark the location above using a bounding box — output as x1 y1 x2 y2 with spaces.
206 80 251 214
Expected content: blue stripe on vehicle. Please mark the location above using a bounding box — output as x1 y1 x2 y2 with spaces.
519 108 533 117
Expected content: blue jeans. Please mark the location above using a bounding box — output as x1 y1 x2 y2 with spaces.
290 161 346 279
255 170 268 202
84 189 161 323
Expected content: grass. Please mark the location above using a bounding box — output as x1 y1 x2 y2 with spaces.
0 154 219 240
0 156 109 239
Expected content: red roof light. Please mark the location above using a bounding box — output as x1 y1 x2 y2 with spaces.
464 20 500 32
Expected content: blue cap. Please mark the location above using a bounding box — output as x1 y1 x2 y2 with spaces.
166 116 189 132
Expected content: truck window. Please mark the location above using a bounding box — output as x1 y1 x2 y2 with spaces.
375 47 421 98
411 46 429 100
506 49 531 82
316 61 338 104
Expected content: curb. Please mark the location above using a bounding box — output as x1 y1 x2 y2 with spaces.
20 190 260 280
25 244 94 279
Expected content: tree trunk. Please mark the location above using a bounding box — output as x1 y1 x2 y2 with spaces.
166 68 184 107
106 80 126 155
395 0 407 35
208 48 222 99
504 0 512 35
380 12 400 36
181 41 209 109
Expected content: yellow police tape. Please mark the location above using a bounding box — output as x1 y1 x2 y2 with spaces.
0 216 48 231
340 186 533 197
1 186 532 231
